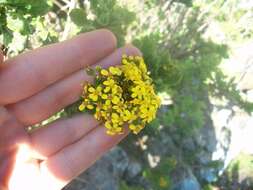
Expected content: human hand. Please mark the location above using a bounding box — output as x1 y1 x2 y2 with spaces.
0 29 140 190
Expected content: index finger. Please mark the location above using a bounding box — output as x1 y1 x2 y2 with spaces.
0 29 117 105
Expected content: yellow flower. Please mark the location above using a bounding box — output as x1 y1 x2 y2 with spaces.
139 59 147 73
104 94 121 105
112 85 122 94
115 126 123 133
88 86 102 101
129 124 144 134
122 54 127 59
111 112 121 124
102 103 112 112
79 54 160 135
112 100 125 112
79 103 85 111
103 79 115 86
105 121 113 129
109 66 122 75
79 99 93 111
103 79 115 93
159 177 168 187
140 104 156 122
106 130 116 135
105 122 123 135
122 109 136 122
122 59 128 65
101 69 109 76
130 98 142 105
122 62 142 82
94 103 103 120
131 85 146 98
112 96 120 104
87 104 94 110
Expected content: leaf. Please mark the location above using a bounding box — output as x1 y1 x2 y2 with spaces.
3 28 13 45
27 1 50 16
7 16 24 32
86 67 96 76
69 8 87 26
95 65 102 72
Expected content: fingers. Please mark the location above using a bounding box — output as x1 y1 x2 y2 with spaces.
8 45 141 126
40 125 128 189
30 114 99 158
0 115 29 151
0 107 11 125
0 29 117 105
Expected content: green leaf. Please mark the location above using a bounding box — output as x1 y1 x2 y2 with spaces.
86 67 96 76
95 66 102 72
3 28 13 45
69 8 87 26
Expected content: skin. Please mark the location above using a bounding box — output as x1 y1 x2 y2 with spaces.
0 29 141 190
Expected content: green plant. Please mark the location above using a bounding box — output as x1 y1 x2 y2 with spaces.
69 0 135 46
0 1 51 48
119 181 144 190
142 157 177 189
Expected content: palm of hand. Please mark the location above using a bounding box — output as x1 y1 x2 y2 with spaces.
0 30 140 190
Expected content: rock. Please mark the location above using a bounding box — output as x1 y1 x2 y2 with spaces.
199 168 217 183
125 161 142 180
182 137 196 152
173 178 201 190
64 146 129 190
194 123 217 153
63 179 88 190
196 150 212 165
151 133 178 156
171 166 201 190
172 176 201 190
78 155 118 190
106 147 129 177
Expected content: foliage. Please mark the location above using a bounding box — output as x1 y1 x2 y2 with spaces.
132 1 253 135
69 0 135 46
0 0 51 47
216 153 253 189
227 154 253 181
142 157 177 189
119 181 144 190
203 184 217 190
194 0 253 44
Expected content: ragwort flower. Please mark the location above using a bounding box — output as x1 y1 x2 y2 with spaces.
79 55 160 135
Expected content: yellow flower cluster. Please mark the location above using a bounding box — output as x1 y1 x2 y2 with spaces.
79 54 160 135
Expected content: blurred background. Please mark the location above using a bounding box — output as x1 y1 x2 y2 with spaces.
1 0 253 189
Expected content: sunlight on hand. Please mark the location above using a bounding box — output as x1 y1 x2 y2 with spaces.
8 144 67 190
